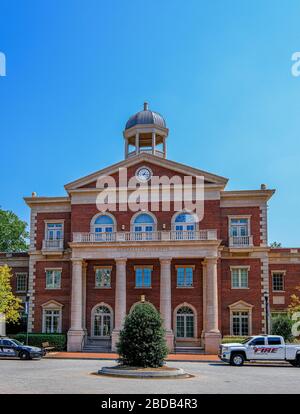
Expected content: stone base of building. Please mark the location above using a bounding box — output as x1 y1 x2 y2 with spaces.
204 330 222 354
165 330 175 352
67 329 85 352
111 329 120 352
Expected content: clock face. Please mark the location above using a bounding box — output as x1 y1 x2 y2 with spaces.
136 167 152 182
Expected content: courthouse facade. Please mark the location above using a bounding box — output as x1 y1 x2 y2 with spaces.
2 103 300 354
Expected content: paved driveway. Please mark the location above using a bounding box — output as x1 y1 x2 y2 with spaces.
0 358 299 394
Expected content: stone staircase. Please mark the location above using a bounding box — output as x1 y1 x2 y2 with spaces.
174 346 204 354
82 338 112 353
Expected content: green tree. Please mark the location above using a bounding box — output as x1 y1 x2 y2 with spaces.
271 315 294 342
0 209 29 252
0 265 22 323
117 303 169 367
270 241 282 248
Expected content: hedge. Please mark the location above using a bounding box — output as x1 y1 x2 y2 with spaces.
11 333 67 351
221 336 248 344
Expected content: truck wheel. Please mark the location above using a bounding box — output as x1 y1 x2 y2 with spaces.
230 353 245 366
19 351 30 360
289 355 300 367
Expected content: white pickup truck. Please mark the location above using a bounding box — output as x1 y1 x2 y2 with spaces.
219 335 300 366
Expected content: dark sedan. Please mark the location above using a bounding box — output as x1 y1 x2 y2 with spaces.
0 337 45 360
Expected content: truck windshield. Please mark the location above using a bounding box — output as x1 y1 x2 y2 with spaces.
241 337 253 344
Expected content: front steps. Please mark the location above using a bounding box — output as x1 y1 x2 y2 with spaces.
82 338 112 353
174 346 204 354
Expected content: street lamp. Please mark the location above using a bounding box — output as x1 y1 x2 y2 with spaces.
264 291 270 335
25 292 30 345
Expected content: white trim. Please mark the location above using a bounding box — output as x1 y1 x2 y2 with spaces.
41 300 63 333
91 302 114 338
45 268 62 289
229 300 253 336
271 270 285 292
230 266 250 289
90 212 116 233
130 211 157 230
173 302 198 339
15 272 28 293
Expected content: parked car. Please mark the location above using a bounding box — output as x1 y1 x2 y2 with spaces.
0 337 46 360
219 335 300 367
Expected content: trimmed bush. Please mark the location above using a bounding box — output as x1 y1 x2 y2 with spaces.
221 336 248 344
271 316 294 342
117 303 168 367
11 333 66 351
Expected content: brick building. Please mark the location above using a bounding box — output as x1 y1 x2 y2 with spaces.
2 103 300 353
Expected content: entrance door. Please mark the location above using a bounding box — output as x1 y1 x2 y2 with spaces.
93 306 112 337
176 306 195 338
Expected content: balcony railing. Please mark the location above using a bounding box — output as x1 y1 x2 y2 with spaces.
42 238 64 252
229 235 253 248
73 229 217 243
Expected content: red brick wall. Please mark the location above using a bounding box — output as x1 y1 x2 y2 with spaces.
220 207 261 246
85 260 116 334
220 259 263 335
33 261 71 333
35 212 71 250
269 263 300 311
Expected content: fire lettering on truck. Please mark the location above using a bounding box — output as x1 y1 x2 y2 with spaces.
253 347 278 353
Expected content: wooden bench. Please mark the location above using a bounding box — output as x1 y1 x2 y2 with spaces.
42 342 55 352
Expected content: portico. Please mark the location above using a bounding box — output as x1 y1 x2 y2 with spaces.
67 240 222 354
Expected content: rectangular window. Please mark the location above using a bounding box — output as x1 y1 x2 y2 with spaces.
272 272 284 291
230 218 249 237
16 273 27 292
231 268 249 288
176 266 194 287
46 223 63 240
135 267 152 288
44 310 61 333
46 269 61 289
95 267 112 288
232 311 249 336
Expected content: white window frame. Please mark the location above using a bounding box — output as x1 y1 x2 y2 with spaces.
175 265 195 288
94 266 112 288
228 215 251 238
44 220 64 241
45 268 62 289
16 272 27 293
272 271 285 292
42 300 63 333
90 212 116 234
229 300 253 336
173 302 198 340
230 266 250 289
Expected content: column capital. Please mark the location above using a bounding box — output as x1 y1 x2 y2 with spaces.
202 257 218 266
115 257 127 265
159 257 172 265
71 258 83 265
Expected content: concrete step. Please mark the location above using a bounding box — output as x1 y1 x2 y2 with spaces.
174 347 204 354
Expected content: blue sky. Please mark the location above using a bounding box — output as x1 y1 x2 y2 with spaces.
1 0 300 246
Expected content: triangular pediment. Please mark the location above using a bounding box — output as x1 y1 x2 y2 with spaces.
65 153 228 192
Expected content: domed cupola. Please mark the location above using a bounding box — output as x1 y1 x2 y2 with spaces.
123 102 169 159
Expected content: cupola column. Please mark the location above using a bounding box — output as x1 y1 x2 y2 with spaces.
152 131 156 155
135 132 139 155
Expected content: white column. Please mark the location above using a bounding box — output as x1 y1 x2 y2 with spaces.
111 258 127 351
204 257 221 354
82 261 87 332
135 132 139 155
152 131 156 155
67 258 85 351
201 261 207 345
160 257 174 350
125 139 129 159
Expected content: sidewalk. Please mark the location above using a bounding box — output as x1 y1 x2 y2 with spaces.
45 352 219 362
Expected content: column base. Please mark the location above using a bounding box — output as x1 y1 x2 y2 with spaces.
165 330 175 352
204 330 222 354
67 329 85 352
111 329 121 352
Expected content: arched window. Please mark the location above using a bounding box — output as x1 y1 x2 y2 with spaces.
92 305 112 337
176 306 195 338
91 214 115 241
132 213 156 240
173 212 196 240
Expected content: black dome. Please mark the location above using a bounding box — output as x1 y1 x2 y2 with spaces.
125 103 166 130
